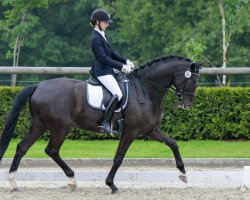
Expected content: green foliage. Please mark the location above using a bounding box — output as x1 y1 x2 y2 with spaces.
161 87 250 140
0 86 249 140
0 86 30 138
0 0 98 85
0 0 249 85
101 0 217 63
222 0 249 40
102 0 250 84
183 39 206 62
0 0 68 60
15 0 97 67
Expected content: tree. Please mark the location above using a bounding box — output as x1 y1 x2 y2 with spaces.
20 0 98 84
102 0 217 65
103 0 250 85
0 0 67 86
20 0 97 67
0 0 249 86
217 0 249 85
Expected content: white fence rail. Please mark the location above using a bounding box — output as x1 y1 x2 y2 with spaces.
0 67 91 75
0 66 250 75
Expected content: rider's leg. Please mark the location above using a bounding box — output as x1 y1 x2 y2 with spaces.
98 74 123 101
97 75 123 133
100 94 119 133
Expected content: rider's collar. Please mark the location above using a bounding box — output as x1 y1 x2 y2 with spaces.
94 28 107 42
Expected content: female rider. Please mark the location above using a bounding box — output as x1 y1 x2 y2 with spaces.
90 8 135 134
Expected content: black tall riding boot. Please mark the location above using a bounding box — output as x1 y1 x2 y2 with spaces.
100 94 119 134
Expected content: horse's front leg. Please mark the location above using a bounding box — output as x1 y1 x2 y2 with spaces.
106 133 136 194
146 128 187 183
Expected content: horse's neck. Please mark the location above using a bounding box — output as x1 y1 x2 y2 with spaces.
132 64 170 107
131 59 190 115
137 60 188 104
140 61 175 90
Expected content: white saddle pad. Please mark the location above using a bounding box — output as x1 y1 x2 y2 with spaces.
86 82 121 112
87 83 105 109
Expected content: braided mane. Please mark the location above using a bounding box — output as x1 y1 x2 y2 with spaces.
139 55 192 69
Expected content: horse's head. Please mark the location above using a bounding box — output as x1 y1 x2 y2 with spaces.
173 61 204 109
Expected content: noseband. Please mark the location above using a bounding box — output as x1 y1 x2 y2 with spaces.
135 70 199 100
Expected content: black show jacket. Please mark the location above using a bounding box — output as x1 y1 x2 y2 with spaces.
91 30 127 77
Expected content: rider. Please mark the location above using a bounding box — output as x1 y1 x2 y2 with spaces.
90 8 135 134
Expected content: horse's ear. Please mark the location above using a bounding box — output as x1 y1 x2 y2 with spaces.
190 63 196 72
196 60 206 69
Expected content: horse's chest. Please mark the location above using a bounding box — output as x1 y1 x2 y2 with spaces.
132 103 162 124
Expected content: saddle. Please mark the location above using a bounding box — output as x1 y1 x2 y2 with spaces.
86 72 129 112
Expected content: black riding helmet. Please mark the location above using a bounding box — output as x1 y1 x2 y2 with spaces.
90 9 113 27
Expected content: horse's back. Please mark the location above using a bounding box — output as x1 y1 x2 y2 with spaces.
36 77 83 90
32 77 84 100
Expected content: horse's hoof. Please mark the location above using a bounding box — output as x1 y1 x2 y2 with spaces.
179 173 188 183
68 183 77 191
7 172 17 189
111 188 119 194
110 185 119 194
68 177 77 191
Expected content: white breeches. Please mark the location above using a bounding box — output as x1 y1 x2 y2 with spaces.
97 75 123 101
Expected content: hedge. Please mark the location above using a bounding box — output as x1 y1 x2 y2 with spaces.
161 87 250 140
0 86 249 140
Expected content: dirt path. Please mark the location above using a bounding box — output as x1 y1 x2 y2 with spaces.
1 187 250 200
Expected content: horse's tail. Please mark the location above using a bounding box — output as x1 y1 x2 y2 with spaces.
0 85 37 162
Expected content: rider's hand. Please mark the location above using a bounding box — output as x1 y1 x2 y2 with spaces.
126 59 135 70
122 64 133 74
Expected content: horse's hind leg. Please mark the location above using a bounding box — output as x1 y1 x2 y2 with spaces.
45 127 76 190
146 128 187 183
8 119 45 191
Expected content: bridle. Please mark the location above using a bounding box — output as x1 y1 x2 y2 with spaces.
173 70 200 99
134 69 200 100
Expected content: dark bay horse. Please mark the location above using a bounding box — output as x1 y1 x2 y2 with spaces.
0 55 203 193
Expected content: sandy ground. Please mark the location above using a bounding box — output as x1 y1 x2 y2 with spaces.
0 164 249 199
0 187 250 200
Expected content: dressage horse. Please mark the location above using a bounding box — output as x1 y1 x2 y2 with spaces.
0 55 203 193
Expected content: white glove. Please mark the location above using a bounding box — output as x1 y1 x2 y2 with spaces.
121 64 133 74
126 59 135 70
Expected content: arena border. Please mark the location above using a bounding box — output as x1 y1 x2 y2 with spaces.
1 158 250 168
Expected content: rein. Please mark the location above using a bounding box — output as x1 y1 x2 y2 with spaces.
134 70 199 99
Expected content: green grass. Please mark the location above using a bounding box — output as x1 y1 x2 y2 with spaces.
3 139 250 158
